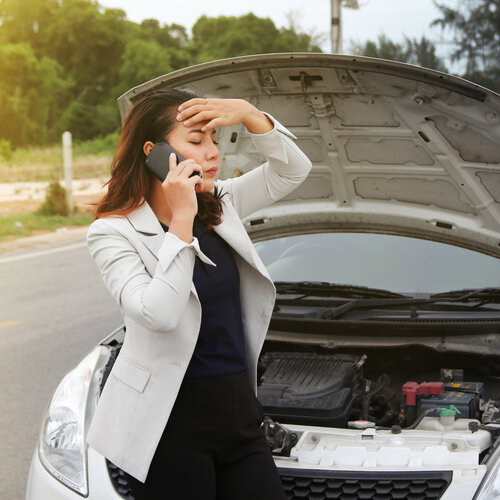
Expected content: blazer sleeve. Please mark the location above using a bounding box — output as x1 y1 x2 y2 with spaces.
217 113 312 220
87 218 213 333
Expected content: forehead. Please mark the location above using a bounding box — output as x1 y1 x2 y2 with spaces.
168 120 215 138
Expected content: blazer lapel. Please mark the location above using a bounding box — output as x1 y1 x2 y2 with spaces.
213 202 271 280
127 202 166 260
127 200 270 282
126 202 203 298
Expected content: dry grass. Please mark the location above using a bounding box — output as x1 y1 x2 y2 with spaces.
0 136 116 182
0 155 111 182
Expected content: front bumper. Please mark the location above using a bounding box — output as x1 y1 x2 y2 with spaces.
26 441 486 500
26 448 122 500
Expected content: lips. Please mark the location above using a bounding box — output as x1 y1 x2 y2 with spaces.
206 167 218 176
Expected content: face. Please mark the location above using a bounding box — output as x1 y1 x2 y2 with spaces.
165 119 220 193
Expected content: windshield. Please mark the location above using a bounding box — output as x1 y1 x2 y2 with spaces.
254 233 500 294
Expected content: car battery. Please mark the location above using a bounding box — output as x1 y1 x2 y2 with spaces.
257 353 363 427
444 381 484 396
420 390 480 419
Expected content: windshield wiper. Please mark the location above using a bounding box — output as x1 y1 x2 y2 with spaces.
274 281 406 299
430 287 500 304
276 285 500 320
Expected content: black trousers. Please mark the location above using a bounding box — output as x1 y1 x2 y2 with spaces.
124 371 286 500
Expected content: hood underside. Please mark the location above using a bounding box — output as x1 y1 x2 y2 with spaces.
118 53 500 257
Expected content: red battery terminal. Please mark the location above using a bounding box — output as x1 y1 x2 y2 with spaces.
402 381 445 406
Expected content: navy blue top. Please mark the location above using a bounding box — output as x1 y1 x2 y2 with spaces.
159 218 247 378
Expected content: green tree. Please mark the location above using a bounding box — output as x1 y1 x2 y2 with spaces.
138 19 192 70
0 0 56 47
191 13 321 62
353 34 408 62
351 34 447 72
0 4 325 146
405 37 447 72
0 0 129 92
0 43 68 146
113 39 175 97
432 0 500 91
0 0 131 140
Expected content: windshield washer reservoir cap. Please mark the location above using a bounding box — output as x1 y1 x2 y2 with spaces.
441 404 461 416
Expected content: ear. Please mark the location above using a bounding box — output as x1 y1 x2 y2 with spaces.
143 141 155 156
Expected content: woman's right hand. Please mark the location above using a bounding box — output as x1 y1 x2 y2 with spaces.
161 153 202 242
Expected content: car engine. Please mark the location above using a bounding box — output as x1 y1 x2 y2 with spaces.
257 350 499 476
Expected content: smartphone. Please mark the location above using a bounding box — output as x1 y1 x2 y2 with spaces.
145 141 201 181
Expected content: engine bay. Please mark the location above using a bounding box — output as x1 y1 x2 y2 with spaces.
256 344 500 467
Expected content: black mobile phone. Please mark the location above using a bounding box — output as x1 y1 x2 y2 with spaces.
145 141 201 181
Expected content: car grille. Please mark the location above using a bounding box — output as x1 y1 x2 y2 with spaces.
279 468 452 500
107 460 135 500
107 460 452 500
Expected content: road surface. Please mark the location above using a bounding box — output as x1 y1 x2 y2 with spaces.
0 232 122 499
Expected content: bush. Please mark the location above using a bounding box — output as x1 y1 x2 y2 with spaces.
37 181 69 215
0 138 13 161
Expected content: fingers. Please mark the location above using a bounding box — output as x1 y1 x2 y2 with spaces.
168 157 202 179
177 98 207 113
177 98 228 126
176 100 209 123
192 174 204 191
168 152 177 171
201 118 223 134
177 106 219 128
179 109 214 126
175 163 203 192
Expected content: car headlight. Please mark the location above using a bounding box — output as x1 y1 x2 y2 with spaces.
38 345 111 496
474 441 500 499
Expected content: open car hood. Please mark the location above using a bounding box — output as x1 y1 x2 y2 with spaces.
118 53 500 257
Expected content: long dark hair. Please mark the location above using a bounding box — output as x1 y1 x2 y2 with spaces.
94 89 223 228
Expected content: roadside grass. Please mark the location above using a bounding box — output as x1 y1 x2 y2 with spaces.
0 212 93 241
0 135 114 241
0 132 118 182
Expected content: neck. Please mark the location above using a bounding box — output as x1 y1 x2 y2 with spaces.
147 179 172 226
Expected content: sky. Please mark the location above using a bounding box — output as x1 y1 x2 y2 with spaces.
98 0 459 59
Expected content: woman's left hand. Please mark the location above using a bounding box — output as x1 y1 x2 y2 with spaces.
176 98 273 135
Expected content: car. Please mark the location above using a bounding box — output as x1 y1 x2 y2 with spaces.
26 52 500 500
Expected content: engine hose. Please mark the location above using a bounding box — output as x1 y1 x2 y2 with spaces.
375 413 394 427
375 407 442 430
361 374 391 420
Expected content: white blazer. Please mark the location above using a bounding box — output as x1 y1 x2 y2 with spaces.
86 116 312 482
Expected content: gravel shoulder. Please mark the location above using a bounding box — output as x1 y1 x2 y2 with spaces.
0 179 105 255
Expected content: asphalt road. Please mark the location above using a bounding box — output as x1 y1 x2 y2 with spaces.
0 236 122 500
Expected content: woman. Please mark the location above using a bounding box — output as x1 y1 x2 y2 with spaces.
87 89 311 499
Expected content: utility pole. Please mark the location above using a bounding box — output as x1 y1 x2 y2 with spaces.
331 0 342 53
331 0 361 54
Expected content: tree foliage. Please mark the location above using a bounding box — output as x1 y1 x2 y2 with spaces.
351 34 447 72
2 0 498 148
191 13 321 62
0 43 67 146
0 2 322 147
350 1 500 91
432 0 500 91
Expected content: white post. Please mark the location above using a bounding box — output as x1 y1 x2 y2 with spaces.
62 131 74 214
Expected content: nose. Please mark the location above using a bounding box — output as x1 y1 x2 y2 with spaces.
206 141 219 161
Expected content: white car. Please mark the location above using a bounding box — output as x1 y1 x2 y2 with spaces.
27 53 500 500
